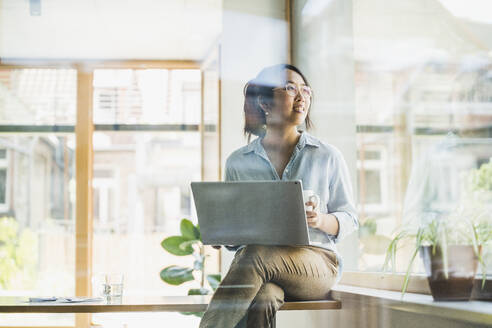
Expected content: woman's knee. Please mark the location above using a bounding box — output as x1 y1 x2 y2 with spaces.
252 282 284 308
235 246 289 279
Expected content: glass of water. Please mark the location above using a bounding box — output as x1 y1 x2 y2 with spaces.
104 273 124 296
94 273 124 303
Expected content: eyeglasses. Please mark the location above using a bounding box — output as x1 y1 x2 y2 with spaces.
274 82 312 98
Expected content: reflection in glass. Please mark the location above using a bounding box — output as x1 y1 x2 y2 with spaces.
0 68 76 125
352 0 492 272
93 69 201 125
92 131 202 296
0 135 75 326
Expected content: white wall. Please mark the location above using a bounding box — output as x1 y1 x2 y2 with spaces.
0 0 222 60
220 0 288 270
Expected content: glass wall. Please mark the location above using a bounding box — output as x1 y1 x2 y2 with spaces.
0 68 76 326
91 68 204 327
293 0 492 274
1 0 492 327
352 0 492 274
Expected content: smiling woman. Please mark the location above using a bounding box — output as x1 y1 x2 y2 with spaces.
1 0 492 327
243 64 313 140
199 64 358 328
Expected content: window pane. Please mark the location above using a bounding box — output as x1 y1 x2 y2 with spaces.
358 169 382 204
93 69 201 125
0 149 6 159
351 1 492 273
92 131 213 301
203 60 220 181
0 68 76 125
0 135 75 326
293 0 492 275
358 150 381 160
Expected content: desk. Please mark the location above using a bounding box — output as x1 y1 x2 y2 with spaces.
0 296 341 328
0 296 341 313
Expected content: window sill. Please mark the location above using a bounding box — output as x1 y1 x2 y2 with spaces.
332 284 492 326
339 271 431 294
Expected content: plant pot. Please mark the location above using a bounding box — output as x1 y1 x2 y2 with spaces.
420 245 479 301
471 277 492 301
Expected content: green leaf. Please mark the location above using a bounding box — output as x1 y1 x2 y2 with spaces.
161 236 194 256
180 239 200 251
180 219 200 241
188 288 210 295
382 230 408 272
206 274 221 290
160 266 194 285
401 228 424 297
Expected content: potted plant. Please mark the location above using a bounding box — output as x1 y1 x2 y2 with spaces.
467 160 492 300
160 218 221 316
384 159 492 301
383 212 486 301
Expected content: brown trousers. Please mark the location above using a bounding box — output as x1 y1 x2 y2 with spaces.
199 245 338 328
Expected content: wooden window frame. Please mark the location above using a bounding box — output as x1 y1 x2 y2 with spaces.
0 59 213 328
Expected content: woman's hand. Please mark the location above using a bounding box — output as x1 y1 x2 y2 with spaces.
305 200 323 228
305 201 340 235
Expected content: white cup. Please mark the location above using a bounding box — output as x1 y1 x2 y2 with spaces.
302 190 320 212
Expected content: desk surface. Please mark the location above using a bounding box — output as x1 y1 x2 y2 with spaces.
0 296 341 313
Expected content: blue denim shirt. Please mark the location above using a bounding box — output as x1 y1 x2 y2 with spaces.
224 132 359 279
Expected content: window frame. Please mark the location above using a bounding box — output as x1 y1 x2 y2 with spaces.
0 59 216 328
0 148 9 212
357 145 389 213
92 165 119 228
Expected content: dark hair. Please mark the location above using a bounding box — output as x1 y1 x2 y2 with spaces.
243 64 313 140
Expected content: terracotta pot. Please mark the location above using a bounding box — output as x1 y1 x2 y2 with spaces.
420 245 479 301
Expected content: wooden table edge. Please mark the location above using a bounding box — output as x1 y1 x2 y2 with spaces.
0 299 341 313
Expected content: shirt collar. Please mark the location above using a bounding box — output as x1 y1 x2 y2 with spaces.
242 131 320 155
298 131 321 149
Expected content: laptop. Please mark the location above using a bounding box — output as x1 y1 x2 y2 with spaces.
190 180 310 246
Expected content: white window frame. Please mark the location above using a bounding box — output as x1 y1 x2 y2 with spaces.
357 145 389 213
0 149 9 213
92 165 120 230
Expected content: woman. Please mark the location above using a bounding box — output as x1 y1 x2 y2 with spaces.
200 64 358 328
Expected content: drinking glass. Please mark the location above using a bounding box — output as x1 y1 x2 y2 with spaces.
93 273 124 303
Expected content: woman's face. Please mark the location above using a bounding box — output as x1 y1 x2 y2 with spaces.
267 69 311 128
